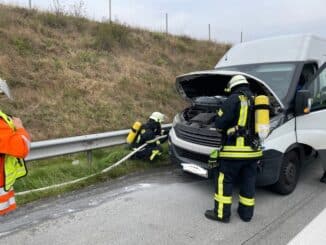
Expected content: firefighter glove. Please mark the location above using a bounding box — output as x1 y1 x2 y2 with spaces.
208 149 219 168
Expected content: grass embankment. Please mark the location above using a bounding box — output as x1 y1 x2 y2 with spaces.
0 4 230 141
15 144 171 205
0 5 230 204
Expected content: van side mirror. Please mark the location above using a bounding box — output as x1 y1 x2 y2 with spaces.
295 90 312 116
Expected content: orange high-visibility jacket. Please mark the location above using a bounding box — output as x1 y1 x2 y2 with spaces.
0 118 31 186
0 118 31 215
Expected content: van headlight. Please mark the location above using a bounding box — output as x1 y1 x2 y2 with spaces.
172 114 181 127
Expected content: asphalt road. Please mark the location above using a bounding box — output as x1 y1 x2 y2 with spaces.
1 159 326 245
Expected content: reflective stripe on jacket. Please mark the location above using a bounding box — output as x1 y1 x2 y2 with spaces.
219 94 262 159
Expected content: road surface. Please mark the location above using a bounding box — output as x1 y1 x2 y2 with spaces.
1 160 326 245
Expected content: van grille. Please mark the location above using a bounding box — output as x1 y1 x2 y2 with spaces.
174 123 222 147
174 145 209 164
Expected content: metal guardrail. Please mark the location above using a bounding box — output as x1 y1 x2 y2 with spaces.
26 124 172 161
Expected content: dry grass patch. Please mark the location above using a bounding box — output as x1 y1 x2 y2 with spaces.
0 4 230 140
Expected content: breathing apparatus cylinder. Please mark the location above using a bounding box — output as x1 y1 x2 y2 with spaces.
254 95 270 141
126 121 142 144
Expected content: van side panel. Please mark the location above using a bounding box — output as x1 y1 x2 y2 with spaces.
296 110 326 150
264 118 296 153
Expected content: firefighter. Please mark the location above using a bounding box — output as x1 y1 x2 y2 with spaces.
133 112 168 161
0 79 31 215
205 75 262 223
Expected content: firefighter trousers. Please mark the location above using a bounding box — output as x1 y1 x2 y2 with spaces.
134 144 162 161
214 159 257 221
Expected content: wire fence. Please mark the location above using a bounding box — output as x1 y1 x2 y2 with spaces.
0 0 239 42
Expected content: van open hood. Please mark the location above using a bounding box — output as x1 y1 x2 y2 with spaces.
176 70 284 109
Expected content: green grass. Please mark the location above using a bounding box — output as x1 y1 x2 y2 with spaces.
93 22 131 51
15 144 171 205
12 37 33 55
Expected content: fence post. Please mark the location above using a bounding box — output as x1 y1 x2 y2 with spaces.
208 24 211 41
87 150 93 168
109 0 112 23
165 13 168 35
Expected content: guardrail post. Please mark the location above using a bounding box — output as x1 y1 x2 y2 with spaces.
87 150 93 168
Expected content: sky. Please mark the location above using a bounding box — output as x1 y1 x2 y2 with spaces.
1 0 326 43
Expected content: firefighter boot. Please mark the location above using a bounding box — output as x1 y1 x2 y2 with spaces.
320 171 326 183
237 206 252 222
204 210 230 223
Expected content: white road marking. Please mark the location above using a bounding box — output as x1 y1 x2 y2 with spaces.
288 208 326 245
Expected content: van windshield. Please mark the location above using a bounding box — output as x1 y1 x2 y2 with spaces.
216 63 297 100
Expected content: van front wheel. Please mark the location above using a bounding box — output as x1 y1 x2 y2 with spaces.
271 151 300 195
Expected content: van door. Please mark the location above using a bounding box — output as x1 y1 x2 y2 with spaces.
296 63 326 155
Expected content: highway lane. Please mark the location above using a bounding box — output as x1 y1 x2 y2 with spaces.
1 160 326 245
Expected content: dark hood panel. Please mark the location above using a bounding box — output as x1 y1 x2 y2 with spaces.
176 70 284 109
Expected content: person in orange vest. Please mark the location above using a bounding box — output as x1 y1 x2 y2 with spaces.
0 78 31 215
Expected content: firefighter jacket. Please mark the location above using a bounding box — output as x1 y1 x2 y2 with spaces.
134 119 163 147
215 85 262 159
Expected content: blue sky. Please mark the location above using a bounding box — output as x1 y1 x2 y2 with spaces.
2 0 326 43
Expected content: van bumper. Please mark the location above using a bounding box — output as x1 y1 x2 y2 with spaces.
169 137 283 186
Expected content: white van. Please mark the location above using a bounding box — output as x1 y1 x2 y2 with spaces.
168 34 326 194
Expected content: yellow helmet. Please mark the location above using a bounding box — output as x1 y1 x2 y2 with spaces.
225 75 249 93
149 112 165 123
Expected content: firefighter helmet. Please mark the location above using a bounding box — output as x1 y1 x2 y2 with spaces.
225 75 249 93
149 112 165 123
